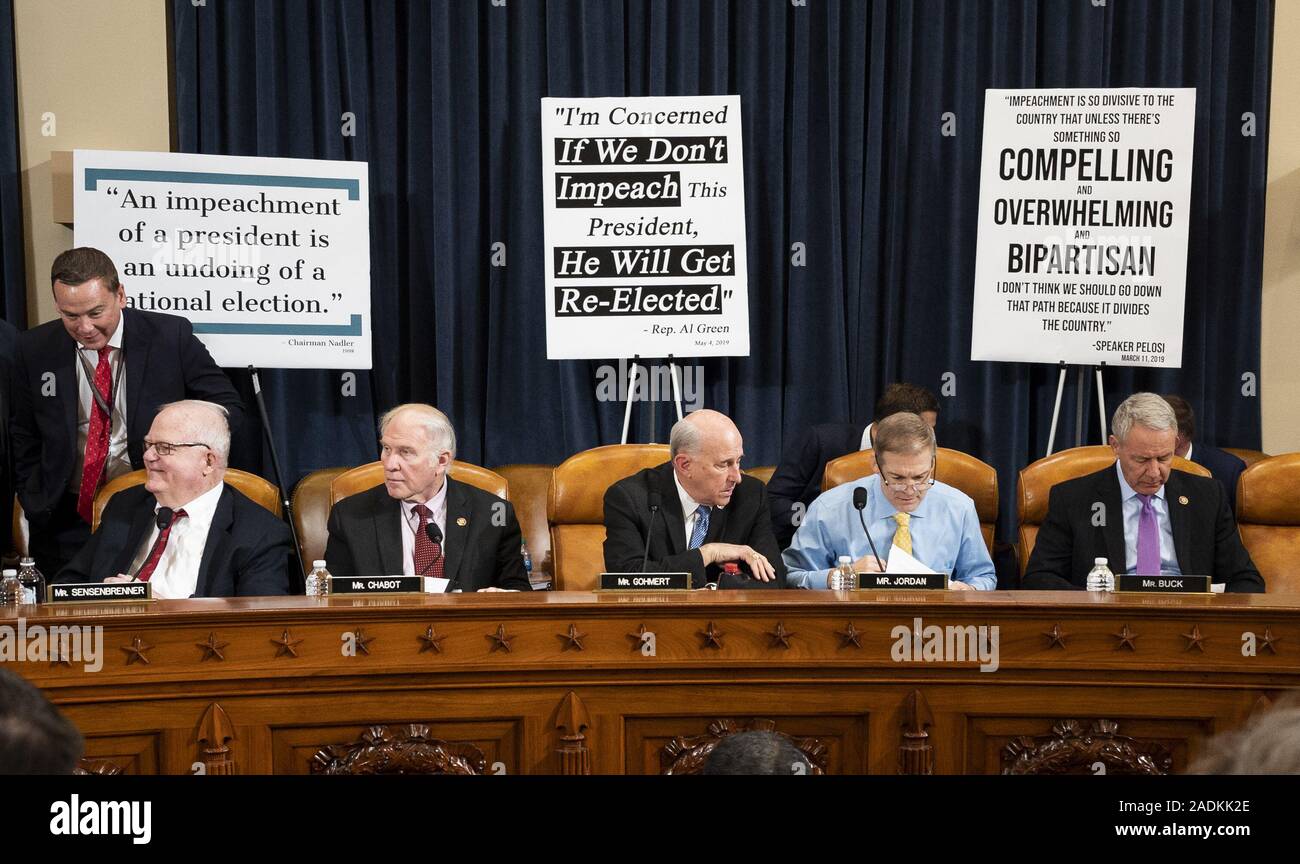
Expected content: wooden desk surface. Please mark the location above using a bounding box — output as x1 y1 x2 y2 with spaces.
5 591 1297 775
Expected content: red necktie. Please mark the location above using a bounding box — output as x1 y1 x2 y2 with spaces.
76 346 114 524
412 504 444 579
136 509 187 583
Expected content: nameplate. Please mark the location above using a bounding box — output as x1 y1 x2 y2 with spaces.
47 582 152 602
858 573 948 590
1117 574 1211 594
328 576 446 594
598 572 692 591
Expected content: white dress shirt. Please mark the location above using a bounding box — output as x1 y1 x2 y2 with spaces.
129 481 225 599
859 422 875 452
73 319 130 491
399 480 449 576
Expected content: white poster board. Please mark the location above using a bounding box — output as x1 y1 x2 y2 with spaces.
970 88 1195 368
73 149 371 369
540 96 750 360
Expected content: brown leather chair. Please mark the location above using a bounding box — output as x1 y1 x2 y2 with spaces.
494 464 555 587
91 468 283 531
329 460 508 506
11 496 29 558
821 447 999 555
1236 454 1300 594
1017 445 1210 575
1224 447 1270 469
548 444 669 591
744 465 776 485
291 467 349 573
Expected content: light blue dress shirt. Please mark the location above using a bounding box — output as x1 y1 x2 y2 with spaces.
783 475 996 590
1114 463 1181 575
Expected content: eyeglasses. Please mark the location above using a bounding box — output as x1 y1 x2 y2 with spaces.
878 461 937 494
143 440 211 457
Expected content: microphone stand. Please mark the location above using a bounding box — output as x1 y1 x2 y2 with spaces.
249 366 305 590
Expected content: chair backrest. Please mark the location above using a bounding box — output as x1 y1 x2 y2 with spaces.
744 465 776 485
291 467 348 574
1223 447 1270 469
329 461 509 506
494 464 555 586
1016 445 1210 576
11 496 28 558
92 468 282 531
548 444 670 591
1236 454 1300 594
821 447 999 555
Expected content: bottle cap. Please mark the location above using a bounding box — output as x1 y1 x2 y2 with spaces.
313 560 327 568
723 562 740 573
838 555 852 564
1094 557 1108 565
1 569 15 577
19 557 34 566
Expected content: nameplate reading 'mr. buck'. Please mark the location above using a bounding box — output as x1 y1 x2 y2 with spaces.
1117 574 1212 594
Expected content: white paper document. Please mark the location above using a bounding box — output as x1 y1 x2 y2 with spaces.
885 546 939 575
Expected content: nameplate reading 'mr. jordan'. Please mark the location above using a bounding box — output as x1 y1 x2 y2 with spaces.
599 572 692 591
328 576 444 594
860 573 948 590
1117 574 1212 594
48 582 152 602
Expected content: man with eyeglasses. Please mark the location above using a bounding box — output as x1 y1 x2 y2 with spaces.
783 412 995 590
54 400 291 597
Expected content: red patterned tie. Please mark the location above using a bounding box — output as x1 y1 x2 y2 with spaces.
76 346 114 524
412 504 444 579
136 509 187 583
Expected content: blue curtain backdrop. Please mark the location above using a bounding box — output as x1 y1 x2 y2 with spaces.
170 0 1272 564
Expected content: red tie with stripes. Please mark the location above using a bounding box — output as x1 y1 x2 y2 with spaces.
413 504 444 579
137 509 187 583
76 346 114 525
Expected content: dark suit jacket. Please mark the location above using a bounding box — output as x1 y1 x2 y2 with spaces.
604 462 784 589
10 308 245 525
1190 444 1247 515
1022 465 1263 593
767 421 867 548
323 478 531 591
0 318 17 553
54 483 292 597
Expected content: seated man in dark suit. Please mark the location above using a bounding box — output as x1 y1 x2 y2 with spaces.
324 403 530 591
56 400 291 597
1162 394 1248 515
767 382 939 548
1023 392 1263 593
604 409 783 588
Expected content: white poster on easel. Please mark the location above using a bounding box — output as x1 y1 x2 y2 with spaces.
970 88 1195 368
540 95 750 360
73 149 371 370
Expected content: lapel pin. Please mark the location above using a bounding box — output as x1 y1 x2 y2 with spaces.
1178 496 1189 505
456 517 468 527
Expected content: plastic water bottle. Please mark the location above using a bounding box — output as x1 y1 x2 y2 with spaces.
18 557 45 605
521 542 533 581
1086 557 1115 592
827 555 858 591
306 560 331 597
0 569 20 606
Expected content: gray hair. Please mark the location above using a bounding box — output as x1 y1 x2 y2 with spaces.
159 400 231 468
873 412 936 460
1111 392 1177 443
669 416 703 459
378 403 457 461
1187 694 1300 774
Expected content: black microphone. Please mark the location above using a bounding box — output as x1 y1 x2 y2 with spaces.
420 522 444 577
852 487 885 573
131 507 174 580
641 489 662 573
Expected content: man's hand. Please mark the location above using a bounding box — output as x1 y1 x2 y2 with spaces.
947 580 973 591
852 553 884 573
104 574 134 583
698 543 777 582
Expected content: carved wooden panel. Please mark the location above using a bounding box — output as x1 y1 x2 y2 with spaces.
625 714 865 774
272 720 519 775
310 725 487 775
78 734 161 775
660 718 828 774
966 715 1206 775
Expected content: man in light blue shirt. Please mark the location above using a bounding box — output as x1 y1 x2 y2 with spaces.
783 412 996 590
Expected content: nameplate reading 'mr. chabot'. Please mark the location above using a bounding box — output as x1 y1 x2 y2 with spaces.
1117 574 1211 594
48 582 152 602
328 576 447 594
859 573 948 590
599 572 692 591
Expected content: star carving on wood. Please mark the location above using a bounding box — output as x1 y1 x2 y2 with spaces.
351 627 376 656
272 629 304 658
627 623 651 651
488 624 515 653
418 625 446 654
559 624 587 651
698 621 725 650
1042 623 1069 650
196 632 229 662
49 635 73 667
1180 625 1206 652
121 636 153 666
835 622 863 649
1113 623 1140 651
1261 628 1280 655
767 621 795 649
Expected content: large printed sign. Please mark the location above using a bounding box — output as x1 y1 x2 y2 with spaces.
74 149 371 369
541 96 750 360
970 88 1195 368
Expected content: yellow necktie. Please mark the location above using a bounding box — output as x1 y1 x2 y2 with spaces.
893 512 912 554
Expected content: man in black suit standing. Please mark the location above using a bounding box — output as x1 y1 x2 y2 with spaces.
604 409 783 589
767 382 940 547
11 248 245 575
56 400 291 597
1023 392 1263 593
1162 394 1248 515
324 403 530 591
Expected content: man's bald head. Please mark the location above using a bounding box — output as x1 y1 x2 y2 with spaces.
669 409 744 508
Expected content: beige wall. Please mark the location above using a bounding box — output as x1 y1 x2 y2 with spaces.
14 0 169 325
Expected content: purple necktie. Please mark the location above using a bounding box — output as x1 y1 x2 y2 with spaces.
1136 494 1161 575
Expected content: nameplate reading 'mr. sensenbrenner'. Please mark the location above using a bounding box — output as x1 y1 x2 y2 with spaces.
328 576 445 594
1117 574 1212 594
859 573 948 590
599 572 692 591
48 582 152 602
